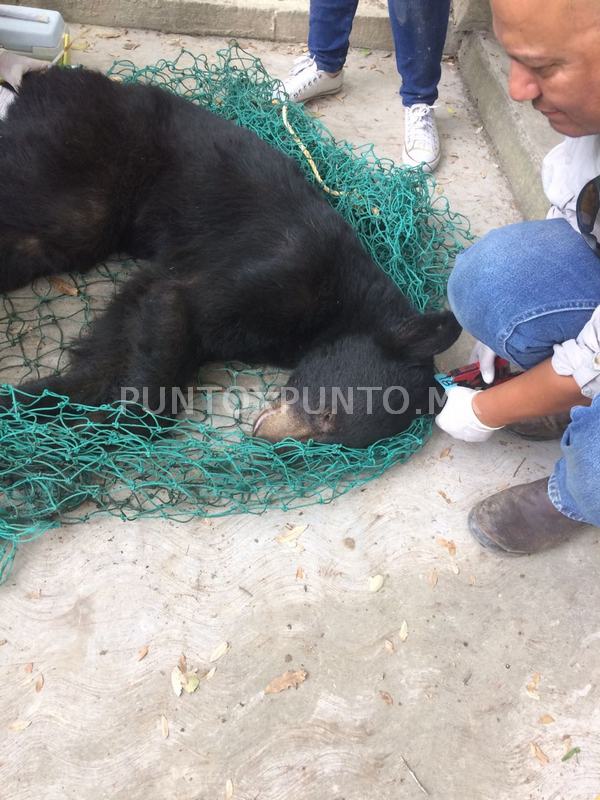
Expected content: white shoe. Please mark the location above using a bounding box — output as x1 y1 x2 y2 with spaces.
402 103 441 172
276 54 343 103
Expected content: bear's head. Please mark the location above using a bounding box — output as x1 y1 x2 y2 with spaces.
253 310 461 448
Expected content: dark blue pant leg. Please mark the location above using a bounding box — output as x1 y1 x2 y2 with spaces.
387 0 450 105
308 0 359 73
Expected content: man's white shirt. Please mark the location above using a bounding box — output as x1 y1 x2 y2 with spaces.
542 135 600 398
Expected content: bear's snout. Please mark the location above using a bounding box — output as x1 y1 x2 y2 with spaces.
253 399 313 443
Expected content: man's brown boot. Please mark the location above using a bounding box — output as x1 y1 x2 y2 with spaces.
468 477 588 554
507 412 571 441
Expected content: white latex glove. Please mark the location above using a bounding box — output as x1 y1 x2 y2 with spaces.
0 50 48 91
435 386 504 443
470 340 497 385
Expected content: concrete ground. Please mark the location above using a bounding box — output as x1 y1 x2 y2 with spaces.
1 26 599 800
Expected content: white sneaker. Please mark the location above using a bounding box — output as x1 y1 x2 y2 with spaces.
402 103 441 172
276 54 343 103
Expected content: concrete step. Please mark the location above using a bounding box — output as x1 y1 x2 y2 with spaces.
458 30 561 219
31 0 460 53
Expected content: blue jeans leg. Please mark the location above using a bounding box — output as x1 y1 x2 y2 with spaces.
308 0 359 73
549 398 600 525
448 218 600 525
388 0 450 106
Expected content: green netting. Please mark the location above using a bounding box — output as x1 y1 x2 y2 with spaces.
0 44 471 581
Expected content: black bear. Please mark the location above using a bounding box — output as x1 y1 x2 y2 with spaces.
0 66 460 448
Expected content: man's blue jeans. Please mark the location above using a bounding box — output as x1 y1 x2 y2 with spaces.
448 219 600 527
308 0 450 106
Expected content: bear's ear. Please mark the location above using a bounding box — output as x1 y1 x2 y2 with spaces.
380 311 462 360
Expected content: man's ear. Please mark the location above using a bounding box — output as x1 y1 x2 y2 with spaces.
379 311 462 360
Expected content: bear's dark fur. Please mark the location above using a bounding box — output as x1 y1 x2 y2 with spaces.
0 66 460 448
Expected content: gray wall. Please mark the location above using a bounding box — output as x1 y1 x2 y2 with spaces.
453 0 492 32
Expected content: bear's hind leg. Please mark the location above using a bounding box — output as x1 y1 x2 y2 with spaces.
0 226 84 293
2 270 200 430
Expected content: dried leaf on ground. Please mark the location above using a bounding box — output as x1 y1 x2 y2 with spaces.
539 714 555 724
276 524 307 545
171 666 184 697
526 672 541 699
0 638 6 646
530 742 549 765
95 30 122 39
384 639 395 654
35 674 44 693
225 778 234 799
122 41 140 50
178 653 188 673
49 276 79 296
295 566 304 580
369 574 385 592
9 719 31 732
562 746 581 762
205 666 217 681
437 490 452 504
437 537 457 557
399 620 409 642
183 673 200 694
24 662 33 674
209 641 230 663
379 690 394 705
70 40 90 51
160 714 169 739
439 446 453 459
137 645 149 661
428 568 439 588
265 669 308 694
343 537 355 550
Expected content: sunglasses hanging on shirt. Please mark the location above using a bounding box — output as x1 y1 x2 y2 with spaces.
576 175 600 249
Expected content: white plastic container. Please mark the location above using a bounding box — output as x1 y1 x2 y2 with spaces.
0 5 69 63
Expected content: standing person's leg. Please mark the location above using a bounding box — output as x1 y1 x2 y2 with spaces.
278 0 357 102
388 0 450 106
448 218 600 553
387 0 451 170
308 0 359 73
